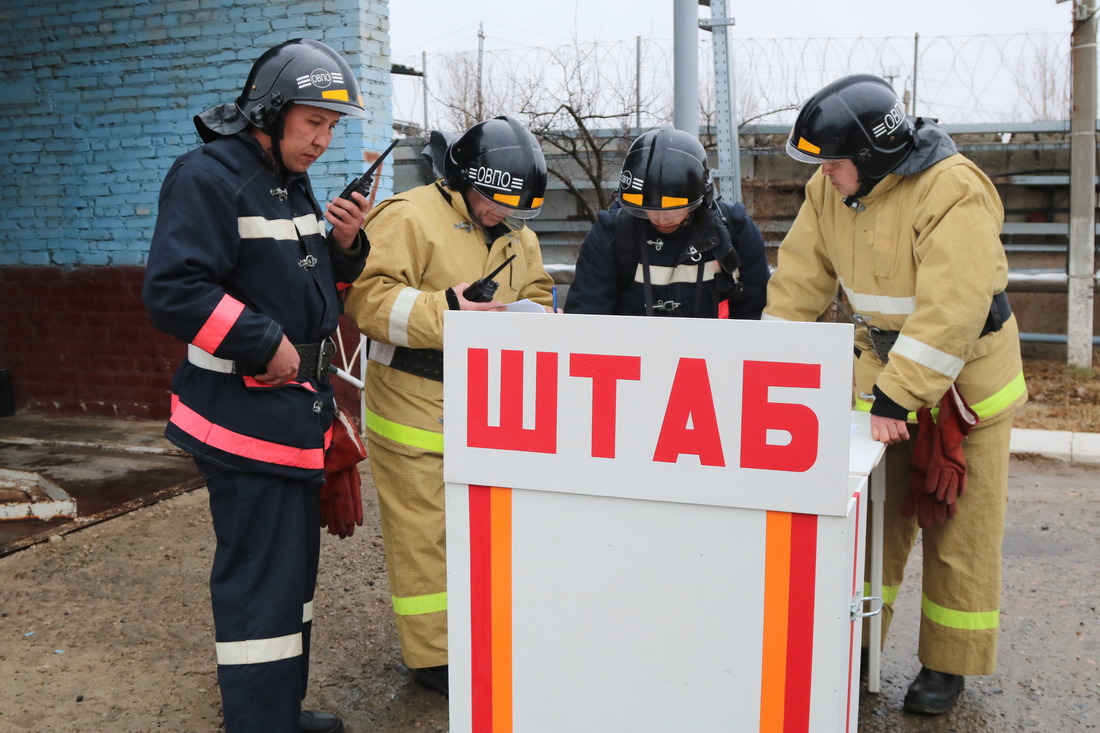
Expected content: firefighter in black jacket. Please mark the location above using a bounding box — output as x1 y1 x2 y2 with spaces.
143 39 370 733
565 127 770 319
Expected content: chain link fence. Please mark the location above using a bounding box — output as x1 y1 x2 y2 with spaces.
391 31 1073 131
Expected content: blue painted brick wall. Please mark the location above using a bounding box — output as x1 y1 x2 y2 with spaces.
0 0 393 267
0 0 393 417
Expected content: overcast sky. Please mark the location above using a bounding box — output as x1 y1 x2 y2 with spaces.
389 0 1073 59
386 1 1080 126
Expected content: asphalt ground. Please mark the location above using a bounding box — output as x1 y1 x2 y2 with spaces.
0 414 1097 732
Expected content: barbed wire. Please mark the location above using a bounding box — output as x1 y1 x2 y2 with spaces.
390 31 1072 131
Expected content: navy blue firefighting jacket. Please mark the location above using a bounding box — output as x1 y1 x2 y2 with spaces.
565 200 769 319
143 132 365 479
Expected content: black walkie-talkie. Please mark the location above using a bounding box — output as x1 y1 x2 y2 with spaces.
339 138 400 201
463 254 517 302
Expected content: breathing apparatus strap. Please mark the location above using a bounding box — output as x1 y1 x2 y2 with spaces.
641 232 655 316
689 204 745 303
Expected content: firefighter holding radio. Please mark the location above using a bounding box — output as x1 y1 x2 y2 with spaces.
344 115 555 697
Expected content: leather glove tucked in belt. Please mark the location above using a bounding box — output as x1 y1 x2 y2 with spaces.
902 385 979 528
320 406 367 539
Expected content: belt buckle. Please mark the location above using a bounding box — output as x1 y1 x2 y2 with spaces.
316 337 337 380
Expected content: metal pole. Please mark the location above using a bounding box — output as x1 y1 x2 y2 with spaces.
673 0 699 134
706 0 741 203
912 32 919 115
1067 0 1097 368
476 23 484 121
636 36 642 129
422 51 429 132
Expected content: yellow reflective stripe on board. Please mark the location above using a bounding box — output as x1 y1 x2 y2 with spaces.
365 409 443 453
922 594 1000 630
392 591 448 616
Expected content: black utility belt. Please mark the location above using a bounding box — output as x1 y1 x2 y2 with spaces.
389 346 444 382
187 338 336 380
862 291 1012 362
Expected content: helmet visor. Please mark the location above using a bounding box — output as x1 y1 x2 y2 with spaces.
474 187 543 219
619 197 701 221
297 97 366 119
786 136 848 165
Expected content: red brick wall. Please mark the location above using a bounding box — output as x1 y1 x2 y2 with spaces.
0 266 180 418
0 266 364 420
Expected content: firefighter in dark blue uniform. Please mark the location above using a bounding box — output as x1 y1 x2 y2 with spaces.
143 39 370 733
565 127 770 319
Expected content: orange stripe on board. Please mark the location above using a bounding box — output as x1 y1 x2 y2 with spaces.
489 487 514 733
760 511 792 732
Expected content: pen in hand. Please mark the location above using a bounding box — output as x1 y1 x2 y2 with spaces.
552 285 558 312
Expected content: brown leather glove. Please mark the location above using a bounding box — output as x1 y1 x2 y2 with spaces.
902 385 978 528
320 406 367 538
902 405 943 527
927 385 978 505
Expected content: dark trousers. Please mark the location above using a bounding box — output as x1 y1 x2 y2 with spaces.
197 460 322 733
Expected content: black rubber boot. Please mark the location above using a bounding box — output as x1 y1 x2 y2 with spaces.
903 666 965 714
412 664 449 698
300 710 345 733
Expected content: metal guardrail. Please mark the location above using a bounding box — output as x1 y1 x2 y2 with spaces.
544 263 1098 293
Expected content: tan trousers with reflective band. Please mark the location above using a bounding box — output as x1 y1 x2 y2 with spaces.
366 435 448 669
866 413 1012 676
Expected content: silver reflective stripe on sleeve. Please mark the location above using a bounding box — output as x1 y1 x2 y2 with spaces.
890 334 965 379
302 599 313 624
760 313 790 322
216 631 302 666
388 287 421 348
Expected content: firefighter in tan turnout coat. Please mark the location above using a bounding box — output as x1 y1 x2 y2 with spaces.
763 74 1027 715
345 116 555 697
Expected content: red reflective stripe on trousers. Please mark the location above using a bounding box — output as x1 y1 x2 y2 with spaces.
192 294 246 353
170 394 325 469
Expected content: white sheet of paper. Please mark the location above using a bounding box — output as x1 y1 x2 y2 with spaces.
503 299 548 313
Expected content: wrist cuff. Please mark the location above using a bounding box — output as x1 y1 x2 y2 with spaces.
331 230 367 261
870 385 910 420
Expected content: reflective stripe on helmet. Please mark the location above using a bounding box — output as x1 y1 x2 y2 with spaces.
796 137 821 154
321 89 351 103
